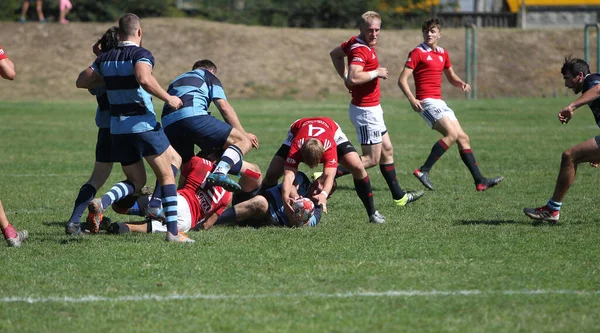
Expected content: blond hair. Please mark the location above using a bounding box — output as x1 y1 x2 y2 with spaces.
301 138 324 168
360 11 381 28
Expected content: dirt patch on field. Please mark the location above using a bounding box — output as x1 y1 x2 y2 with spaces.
0 18 591 101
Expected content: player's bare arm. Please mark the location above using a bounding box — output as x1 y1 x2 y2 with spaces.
397 66 423 112
346 63 388 87
313 167 335 213
559 84 600 124
76 67 104 89
134 62 182 110
281 167 298 217
330 46 348 79
0 58 16 80
213 98 259 148
443 67 471 92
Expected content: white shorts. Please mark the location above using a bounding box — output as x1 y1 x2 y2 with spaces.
150 194 192 233
419 98 457 129
349 104 387 145
282 121 350 147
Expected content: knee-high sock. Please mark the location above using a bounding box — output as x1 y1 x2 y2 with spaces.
459 149 484 183
214 145 243 175
354 176 376 216
420 139 448 173
69 183 96 223
100 181 135 210
335 165 351 178
150 165 179 208
380 163 406 200
161 184 179 235
216 207 237 226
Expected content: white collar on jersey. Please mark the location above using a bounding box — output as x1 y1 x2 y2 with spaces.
118 41 139 47
418 42 443 53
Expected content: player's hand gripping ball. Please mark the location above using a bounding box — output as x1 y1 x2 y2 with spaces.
292 197 315 226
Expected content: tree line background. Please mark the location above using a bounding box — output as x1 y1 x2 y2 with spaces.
1 0 434 28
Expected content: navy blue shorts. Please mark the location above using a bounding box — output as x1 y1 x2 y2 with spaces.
111 123 170 165
95 127 113 163
164 115 232 163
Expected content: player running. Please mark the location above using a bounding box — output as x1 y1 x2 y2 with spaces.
398 18 503 191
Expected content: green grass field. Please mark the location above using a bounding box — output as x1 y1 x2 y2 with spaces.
1 97 600 332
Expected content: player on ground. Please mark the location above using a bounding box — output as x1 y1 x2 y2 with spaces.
65 26 119 235
214 171 325 229
162 59 258 193
524 56 600 223
398 18 503 191
330 11 423 207
0 46 27 247
261 117 390 224
106 157 262 233
76 13 191 243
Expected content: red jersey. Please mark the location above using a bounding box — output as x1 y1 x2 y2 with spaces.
0 46 7 61
341 36 381 107
178 156 232 229
405 43 452 100
285 117 338 169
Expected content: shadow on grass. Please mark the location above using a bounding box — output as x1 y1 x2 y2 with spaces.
43 221 66 228
455 219 523 226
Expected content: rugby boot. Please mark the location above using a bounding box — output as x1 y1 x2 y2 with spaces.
523 205 560 223
369 210 386 224
206 172 242 192
413 169 434 190
86 198 104 234
166 231 195 243
394 190 425 207
476 176 504 192
6 230 28 247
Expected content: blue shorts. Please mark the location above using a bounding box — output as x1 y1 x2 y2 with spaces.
164 115 232 163
111 123 170 165
95 128 113 163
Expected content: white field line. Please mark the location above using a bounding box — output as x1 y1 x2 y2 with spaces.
2 289 599 304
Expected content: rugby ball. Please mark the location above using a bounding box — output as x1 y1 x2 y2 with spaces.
292 197 315 225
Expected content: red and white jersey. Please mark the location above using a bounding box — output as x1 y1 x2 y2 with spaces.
341 36 380 107
0 46 7 61
285 117 339 169
178 156 232 229
405 43 452 100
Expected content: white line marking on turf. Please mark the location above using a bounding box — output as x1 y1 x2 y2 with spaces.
2 290 599 304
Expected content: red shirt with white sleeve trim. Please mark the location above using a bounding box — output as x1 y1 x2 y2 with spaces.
405 43 451 100
341 36 381 107
285 117 339 169
179 156 232 229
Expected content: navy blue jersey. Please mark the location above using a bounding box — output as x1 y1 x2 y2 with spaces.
583 73 600 127
91 42 157 134
89 86 110 129
265 172 321 227
161 69 227 127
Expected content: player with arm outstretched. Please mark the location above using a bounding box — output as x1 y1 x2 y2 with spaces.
261 117 387 224
524 56 600 223
398 18 503 192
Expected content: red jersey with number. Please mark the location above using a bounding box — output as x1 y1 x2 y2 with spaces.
341 36 380 107
405 43 452 100
0 46 7 61
179 156 232 228
285 117 338 169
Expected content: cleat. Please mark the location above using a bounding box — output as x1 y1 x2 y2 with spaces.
166 231 195 243
413 169 434 190
476 176 504 192
523 206 560 223
369 210 386 224
394 190 425 207
311 172 323 182
206 172 242 192
6 230 28 247
145 206 165 223
99 217 112 231
86 198 104 234
65 221 82 235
